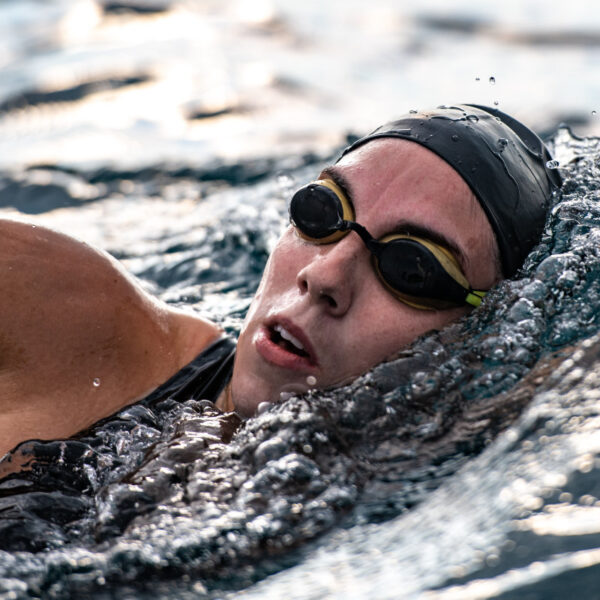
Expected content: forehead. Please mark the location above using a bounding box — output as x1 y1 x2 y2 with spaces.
323 137 498 282
332 138 478 222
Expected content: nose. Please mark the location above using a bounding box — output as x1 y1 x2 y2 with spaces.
296 234 365 316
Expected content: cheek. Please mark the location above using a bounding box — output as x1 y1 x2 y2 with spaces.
322 301 466 388
243 233 305 322
351 298 467 362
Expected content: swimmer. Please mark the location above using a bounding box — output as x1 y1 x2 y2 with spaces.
0 104 561 456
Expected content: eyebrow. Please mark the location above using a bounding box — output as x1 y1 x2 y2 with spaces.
319 166 356 205
317 165 469 274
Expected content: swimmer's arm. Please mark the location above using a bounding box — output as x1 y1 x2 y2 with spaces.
0 218 221 455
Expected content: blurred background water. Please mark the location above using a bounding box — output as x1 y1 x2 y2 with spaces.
2 1 600 599
1 0 600 172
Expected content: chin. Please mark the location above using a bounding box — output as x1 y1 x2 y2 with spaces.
229 376 272 419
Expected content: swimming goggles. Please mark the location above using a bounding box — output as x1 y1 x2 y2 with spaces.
289 179 487 310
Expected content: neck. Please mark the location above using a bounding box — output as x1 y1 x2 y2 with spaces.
215 382 235 413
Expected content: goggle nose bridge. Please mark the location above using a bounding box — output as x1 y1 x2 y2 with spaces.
339 220 386 258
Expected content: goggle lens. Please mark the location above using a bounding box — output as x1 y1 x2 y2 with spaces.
290 184 342 239
290 179 355 245
378 240 433 293
375 238 475 308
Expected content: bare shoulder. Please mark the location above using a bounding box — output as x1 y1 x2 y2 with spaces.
0 218 221 452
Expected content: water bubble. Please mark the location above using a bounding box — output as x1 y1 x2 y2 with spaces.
254 437 286 464
306 375 317 386
494 100 499 106
557 269 578 289
466 114 479 122
546 159 560 169
409 109 418 114
489 76 496 84
497 138 508 151
475 76 481 81
593 110 597 116
92 378 101 387
193 582 208 594
257 401 272 414
451 134 460 142
279 382 309 400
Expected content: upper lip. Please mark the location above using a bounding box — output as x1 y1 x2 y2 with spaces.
265 316 319 366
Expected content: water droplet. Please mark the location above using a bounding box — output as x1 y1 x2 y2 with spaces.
257 401 272 414
494 100 499 106
279 391 294 402
497 138 508 151
593 110 597 116
475 76 481 81
302 444 313 454
306 375 317 386
451 134 459 142
546 159 560 169
409 109 418 114
466 114 479 122
92 378 101 388
489 76 496 84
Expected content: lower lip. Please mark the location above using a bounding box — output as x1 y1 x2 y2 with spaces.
254 327 316 372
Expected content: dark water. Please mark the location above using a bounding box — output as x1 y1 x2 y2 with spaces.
2 2 600 599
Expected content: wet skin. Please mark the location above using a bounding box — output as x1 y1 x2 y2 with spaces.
228 138 501 417
0 220 221 456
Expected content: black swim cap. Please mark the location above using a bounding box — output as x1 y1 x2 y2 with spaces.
338 104 562 277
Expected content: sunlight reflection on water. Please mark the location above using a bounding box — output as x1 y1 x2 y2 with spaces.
0 0 599 170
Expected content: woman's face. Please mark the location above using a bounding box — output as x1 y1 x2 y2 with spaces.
229 138 500 417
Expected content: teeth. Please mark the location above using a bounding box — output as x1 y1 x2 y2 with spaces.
274 324 305 351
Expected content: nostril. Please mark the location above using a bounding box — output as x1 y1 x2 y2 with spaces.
319 290 337 308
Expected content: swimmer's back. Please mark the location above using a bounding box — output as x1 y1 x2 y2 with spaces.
0 219 221 455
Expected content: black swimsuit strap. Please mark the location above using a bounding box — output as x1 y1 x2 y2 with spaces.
142 336 236 406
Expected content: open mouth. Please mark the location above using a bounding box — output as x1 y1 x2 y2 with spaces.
269 324 310 359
